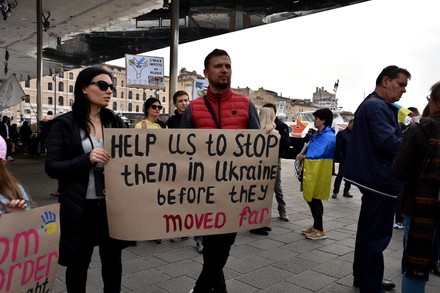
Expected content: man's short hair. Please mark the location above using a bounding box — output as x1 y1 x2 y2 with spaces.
407 107 419 116
263 103 277 114
313 108 333 127
375 65 411 86
172 90 188 104
430 81 440 105
204 49 230 69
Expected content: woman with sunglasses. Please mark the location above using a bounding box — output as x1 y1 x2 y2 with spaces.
135 97 167 129
45 67 133 293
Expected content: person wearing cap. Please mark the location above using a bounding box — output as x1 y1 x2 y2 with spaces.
0 136 31 216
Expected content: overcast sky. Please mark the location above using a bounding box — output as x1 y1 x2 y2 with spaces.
108 0 439 113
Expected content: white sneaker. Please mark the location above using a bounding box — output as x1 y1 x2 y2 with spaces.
394 222 404 229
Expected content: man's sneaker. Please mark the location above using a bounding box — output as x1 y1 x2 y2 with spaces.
394 222 404 229
6 156 14 161
279 211 289 222
305 229 327 240
343 192 353 198
332 193 338 198
301 226 314 235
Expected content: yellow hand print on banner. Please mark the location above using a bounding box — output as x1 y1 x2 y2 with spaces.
40 210 57 234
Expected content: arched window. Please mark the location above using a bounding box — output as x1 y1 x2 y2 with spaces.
48 82 53 90
143 92 146 100
128 91 133 99
69 85 74 93
48 97 53 105
69 72 73 79
112 102 117 111
128 103 132 111
58 96 64 106
121 92 124 99
136 105 139 112
113 90 117 98
58 81 64 92
69 99 73 106
121 80 124 87
113 77 117 86
136 93 139 100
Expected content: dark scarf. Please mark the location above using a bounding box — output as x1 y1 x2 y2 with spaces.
404 116 440 280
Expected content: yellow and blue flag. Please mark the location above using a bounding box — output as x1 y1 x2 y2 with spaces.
392 103 412 125
303 127 336 202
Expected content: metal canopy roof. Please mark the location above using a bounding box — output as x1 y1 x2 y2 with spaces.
0 0 369 83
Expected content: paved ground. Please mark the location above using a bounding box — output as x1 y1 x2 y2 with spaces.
8 154 440 292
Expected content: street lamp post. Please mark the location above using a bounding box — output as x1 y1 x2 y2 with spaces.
52 74 57 115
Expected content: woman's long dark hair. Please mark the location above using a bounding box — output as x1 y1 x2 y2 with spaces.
72 66 115 134
143 97 166 128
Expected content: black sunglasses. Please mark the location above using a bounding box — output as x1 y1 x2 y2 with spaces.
88 80 116 93
151 105 163 110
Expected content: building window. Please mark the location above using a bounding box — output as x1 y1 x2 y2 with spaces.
121 92 124 99
162 96 165 103
69 72 73 79
136 93 139 100
25 79 30 88
136 105 139 112
58 96 64 106
143 92 146 100
24 95 30 102
58 81 64 92
113 102 117 111
69 85 74 93
113 77 117 86
48 82 53 90
128 91 132 99
48 97 53 105
128 103 132 111
69 99 73 106
121 80 124 87
58 71 64 78
113 91 117 97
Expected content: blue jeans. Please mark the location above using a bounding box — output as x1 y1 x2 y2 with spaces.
274 158 286 213
401 216 426 293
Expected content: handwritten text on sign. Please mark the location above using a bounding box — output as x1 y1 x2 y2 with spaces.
104 129 279 241
0 204 60 293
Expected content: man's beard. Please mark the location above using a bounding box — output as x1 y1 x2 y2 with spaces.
213 80 230 90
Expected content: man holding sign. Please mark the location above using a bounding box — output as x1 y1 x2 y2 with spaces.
181 49 260 293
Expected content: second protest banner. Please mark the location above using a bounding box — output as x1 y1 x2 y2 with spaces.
104 129 279 241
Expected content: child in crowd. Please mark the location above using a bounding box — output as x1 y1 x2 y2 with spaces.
0 136 31 215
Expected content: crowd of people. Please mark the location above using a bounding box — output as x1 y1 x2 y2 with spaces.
2 52 440 293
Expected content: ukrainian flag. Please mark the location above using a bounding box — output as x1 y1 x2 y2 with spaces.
392 103 412 125
302 126 336 202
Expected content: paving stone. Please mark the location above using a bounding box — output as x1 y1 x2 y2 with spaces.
226 255 274 274
236 266 295 289
287 270 337 291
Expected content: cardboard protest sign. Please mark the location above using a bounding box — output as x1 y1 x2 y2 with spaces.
0 204 60 293
104 129 279 241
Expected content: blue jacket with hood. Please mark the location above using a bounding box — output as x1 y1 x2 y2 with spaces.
344 92 403 197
